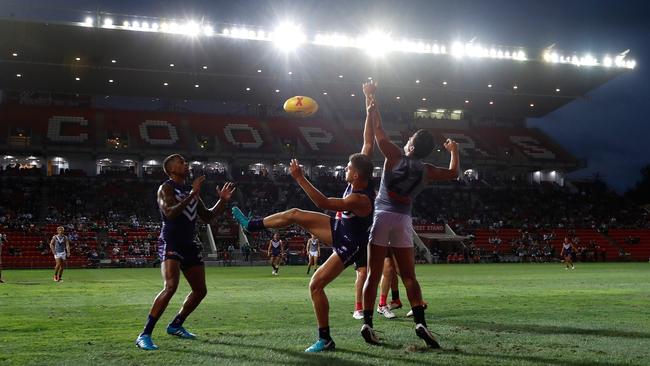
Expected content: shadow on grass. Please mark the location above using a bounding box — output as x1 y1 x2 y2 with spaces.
450 320 650 339
191 337 437 365
445 348 640 366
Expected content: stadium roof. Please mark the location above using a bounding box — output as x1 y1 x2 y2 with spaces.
0 17 635 119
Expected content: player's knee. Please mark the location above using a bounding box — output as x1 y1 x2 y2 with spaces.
285 207 301 220
195 286 207 299
164 282 179 295
309 277 325 295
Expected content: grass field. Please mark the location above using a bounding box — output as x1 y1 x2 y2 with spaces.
1 263 649 365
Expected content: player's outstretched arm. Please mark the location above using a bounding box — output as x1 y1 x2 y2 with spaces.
49 236 55 254
289 159 372 216
198 182 236 223
425 139 460 183
360 81 377 157
371 100 402 164
158 176 204 219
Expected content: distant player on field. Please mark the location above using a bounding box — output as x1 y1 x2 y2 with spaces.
268 232 284 275
561 237 576 270
306 233 320 275
49 226 70 282
135 154 235 351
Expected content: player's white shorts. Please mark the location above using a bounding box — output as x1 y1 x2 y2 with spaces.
54 252 67 260
309 251 319 257
369 210 413 248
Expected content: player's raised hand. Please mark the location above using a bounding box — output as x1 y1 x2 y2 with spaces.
289 159 304 180
217 182 236 201
444 139 458 153
191 175 206 195
363 80 377 97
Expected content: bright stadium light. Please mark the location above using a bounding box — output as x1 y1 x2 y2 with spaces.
84 17 93 26
103 18 113 27
360 31 393 57
203 25 214 36
123 20 130 27
141 21 149 30
603 56 613 67
132 20 140 29
451 41 464 58
151 22 159 31
271 22 306 51
182 21 200 36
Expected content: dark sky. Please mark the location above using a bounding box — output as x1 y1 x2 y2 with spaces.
11 0 650 192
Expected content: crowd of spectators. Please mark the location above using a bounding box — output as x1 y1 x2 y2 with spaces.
1 169 649 266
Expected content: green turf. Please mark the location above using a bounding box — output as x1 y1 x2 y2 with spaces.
1 263 649 365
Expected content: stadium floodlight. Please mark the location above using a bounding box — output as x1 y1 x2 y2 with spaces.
202 65 208 69
103 18 113 27
141 21 149 30
109 79 114 83
204 25 214 36
182 21 201 36
626 60 636 69
271 22 306 51
275 89 280 93
169 22 179 33
602 56 613 67
84 17 93 26
396 96 401 99
160 22 169 31
580 54 597 66
451 42 464 58
75 77 80 81
222 28 230 35
12 52 18 57
123 20 130 28
432 44 440 54
194 84 199 88
16 73 21 77
614 55 626 68
111 59 117 63
151 22 159 31
359 30 393 57
132 21 140 29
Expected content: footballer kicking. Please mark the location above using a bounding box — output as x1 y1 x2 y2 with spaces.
135 154 235 350
232 82 378 352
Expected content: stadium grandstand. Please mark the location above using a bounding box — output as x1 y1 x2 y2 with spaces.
1 7 647 273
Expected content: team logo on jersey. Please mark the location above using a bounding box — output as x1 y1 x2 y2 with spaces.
174 188 197 221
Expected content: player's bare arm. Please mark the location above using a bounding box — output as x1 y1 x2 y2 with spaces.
425 139 460 183
361 81 377 157
289 159 372 217
196 182 236 223
158 176 204 220
371 100 402 168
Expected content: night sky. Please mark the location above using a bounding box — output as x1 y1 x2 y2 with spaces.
10 0 650 192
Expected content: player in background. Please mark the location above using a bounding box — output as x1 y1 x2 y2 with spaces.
306 233 320 275
49 226 71 282
561 237 576 270
268 232 284 275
